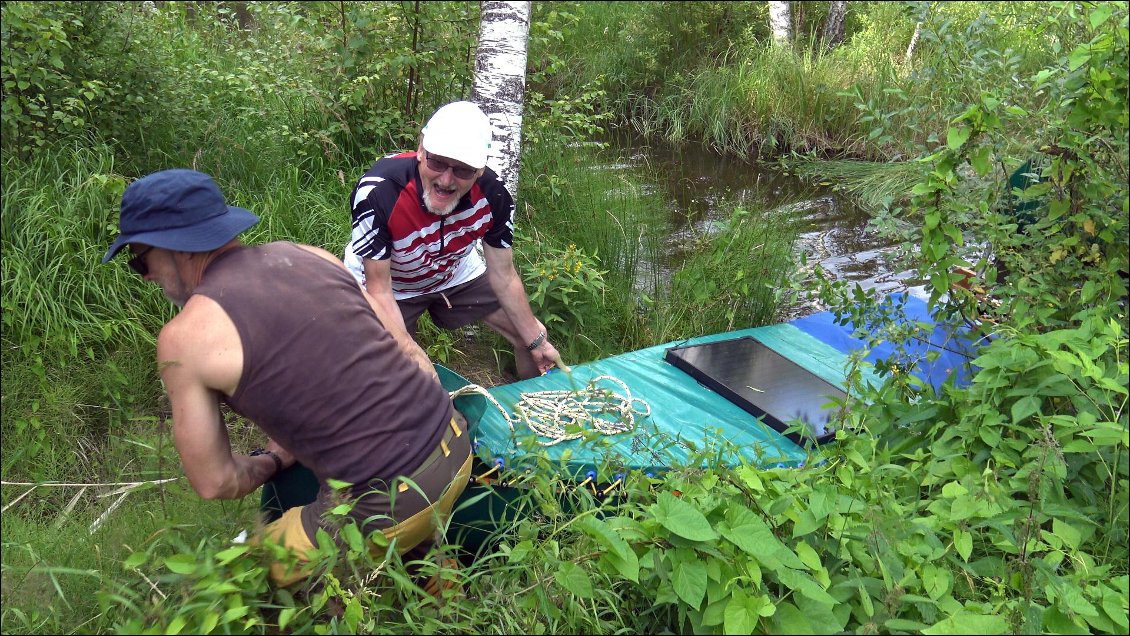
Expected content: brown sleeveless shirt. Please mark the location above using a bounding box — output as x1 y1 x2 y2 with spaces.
194 242 453 490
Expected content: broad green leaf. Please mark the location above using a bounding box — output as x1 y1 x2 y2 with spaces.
1068 46 1091 71
340 523 364 552
923 611 1009 634
791 510 822 537
583 519 637 564
221 606 249 623
652 492 717 542
605 549 640 583
719 506 804 570
1052 519 1082 549
769 601 814 634
1090 4 1113 27
970 146 992 176
509 540 532 563
672 556 707 609
1011 396 1041 423
278 607 298 631
553 561 593 598
343 596 363 630
978 425 1001 448
579 516 638 581
123 552 147 569
941 482 969 498
200 611 219 633
947 126 971 150
923 564 953 600
954 529 973 561
723 589 760 634
702 599 727 627
778 568 837 606
165 554 198 575
1057 585 1099 617
214 545 250 566
794 540 822 571
166 615 186 635
738 465 765 492
1043 606 1091 634
808 489 834 520
950 495 982 521
1102 588 1129 629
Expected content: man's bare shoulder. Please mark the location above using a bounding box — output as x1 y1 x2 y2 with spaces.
157 295 230 364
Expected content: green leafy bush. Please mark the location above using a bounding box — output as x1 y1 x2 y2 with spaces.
521 242 607 334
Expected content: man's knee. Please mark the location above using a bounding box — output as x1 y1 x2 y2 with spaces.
256 506 319 586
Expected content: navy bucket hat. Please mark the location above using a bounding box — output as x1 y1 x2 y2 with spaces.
102 169 259 263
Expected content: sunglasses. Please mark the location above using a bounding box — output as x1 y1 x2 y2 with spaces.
128 246 153 277
423 152 478 179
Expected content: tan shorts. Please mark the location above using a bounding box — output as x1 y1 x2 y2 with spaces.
256 417 473 586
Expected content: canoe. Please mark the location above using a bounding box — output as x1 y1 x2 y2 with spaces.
445 292 980 548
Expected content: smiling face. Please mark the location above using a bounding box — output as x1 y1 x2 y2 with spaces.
417 147 482 216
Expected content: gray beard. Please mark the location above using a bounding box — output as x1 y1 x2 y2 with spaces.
423 188 459 216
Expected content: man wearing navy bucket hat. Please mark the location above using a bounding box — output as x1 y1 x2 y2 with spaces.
105 169 472 588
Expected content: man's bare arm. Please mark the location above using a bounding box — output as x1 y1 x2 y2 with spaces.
483 244 564 374
158 298 283 499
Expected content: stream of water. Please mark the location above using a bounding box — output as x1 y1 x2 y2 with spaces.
598 133 927 319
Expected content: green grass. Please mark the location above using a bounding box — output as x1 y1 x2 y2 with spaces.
789 158 927 210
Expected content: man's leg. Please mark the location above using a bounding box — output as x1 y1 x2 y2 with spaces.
424 276 540 379
480 308 539 379
255 504 320 587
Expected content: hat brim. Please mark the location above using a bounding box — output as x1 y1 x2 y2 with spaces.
102 206 260 262
421 138 488 171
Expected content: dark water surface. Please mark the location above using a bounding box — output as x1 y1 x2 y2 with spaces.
597 133 926 318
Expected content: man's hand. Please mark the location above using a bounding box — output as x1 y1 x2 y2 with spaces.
532 339 569 375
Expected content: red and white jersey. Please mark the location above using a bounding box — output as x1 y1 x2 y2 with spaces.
345 152 515 299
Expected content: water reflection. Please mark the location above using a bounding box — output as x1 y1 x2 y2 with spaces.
595 131 926 316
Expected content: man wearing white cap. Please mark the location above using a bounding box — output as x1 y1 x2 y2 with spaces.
345 100 563 379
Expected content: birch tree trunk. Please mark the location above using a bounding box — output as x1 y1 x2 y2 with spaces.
905 21 923 65
822 0 847 51
769 1 792 45
471 1 530 201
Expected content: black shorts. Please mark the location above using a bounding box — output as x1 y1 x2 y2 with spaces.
397 274 501 335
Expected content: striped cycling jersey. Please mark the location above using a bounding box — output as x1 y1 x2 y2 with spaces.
344 152 515 299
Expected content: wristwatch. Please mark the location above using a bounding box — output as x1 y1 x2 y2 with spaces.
526 331 546 351
250 448 283 476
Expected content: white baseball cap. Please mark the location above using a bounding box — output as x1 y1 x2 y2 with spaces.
421 101 493 169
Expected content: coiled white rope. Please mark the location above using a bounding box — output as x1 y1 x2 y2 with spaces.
449 375 651 447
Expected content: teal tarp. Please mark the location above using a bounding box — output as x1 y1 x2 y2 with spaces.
450 323 878 481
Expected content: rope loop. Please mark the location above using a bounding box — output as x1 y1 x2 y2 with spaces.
449 375 650 447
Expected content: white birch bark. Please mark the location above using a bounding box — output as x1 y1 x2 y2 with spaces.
822 0 847 51
905 21 923 65
472 1 531 201
769 1 792 45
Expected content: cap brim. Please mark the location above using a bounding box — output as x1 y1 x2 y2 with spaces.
421 138 488 170
102 206 259 262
